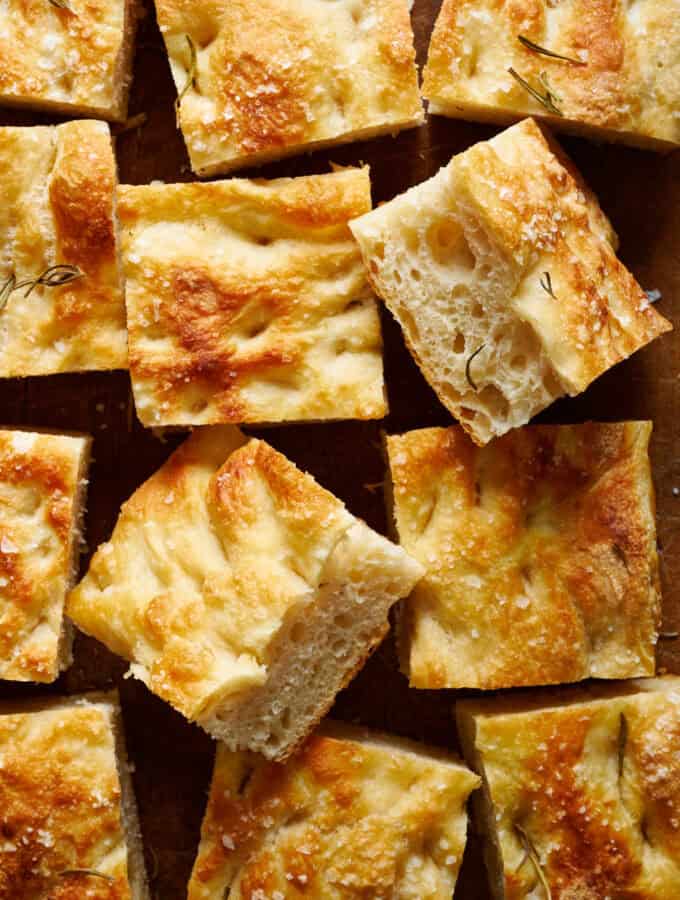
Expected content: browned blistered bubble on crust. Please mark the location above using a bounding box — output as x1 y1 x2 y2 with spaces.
0 0 135 120
154 0 423 175
187 727 480 899
457 677 680 899
388 421 661 690
118 168 386 427
0 429 90 683
0 697 137 899
0 121 127 377
423 0 680 150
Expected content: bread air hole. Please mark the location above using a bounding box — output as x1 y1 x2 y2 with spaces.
453 334 466 354
426 220 476 270
478 385 510 420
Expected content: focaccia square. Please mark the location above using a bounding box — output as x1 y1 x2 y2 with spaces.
351 119 671 445
188 723 480 900
118 168 386 427
155 0 423 176
0 692 149 899
422 0 680 151
387 422 661 690
0 428 91 684
456 677 680 899
0 121 127 377
67 427 423 760
0 0 136 121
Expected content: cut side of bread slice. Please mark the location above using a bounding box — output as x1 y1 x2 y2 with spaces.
188 721 480 899
0 691 149 898
350 119 671 445
67 426 423 760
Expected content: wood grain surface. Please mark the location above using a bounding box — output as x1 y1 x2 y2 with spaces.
0 1 678 897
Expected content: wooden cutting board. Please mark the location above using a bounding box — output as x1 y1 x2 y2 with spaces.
0 1 677 896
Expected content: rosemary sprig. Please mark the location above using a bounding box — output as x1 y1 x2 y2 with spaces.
514 824 552 898
465 343 486 391
59 869 115 882
508 67 563 116
0 265 83 313
618 712 628 778
518 35 586 66
175 35 198 120
540 272 556 299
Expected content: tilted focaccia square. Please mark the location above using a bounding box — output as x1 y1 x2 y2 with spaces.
67 427 423 760
350 119 671 445
423 0 680 151
456 677 680 899
0 0 136 121
387 422 661 690
0 121 127 377
188 723 480 900
118 168 386 427
155 0 423 175
0 692 149 899
0 428 91 684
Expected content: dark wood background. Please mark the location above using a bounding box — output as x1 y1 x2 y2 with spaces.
0 1 678 897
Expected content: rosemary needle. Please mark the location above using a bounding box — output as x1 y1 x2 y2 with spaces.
508 67 563 116
465 343 486 391
59 869 115 882
514 824 552 899
518 35 586 66
617 712 628 778
540 272 556 299
175 35 198 119
49 0 75 10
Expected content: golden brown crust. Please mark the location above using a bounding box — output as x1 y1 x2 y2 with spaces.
423 0 680 150
0 428 90 683
388 421 661 689
188 727 480 899
0 694 139 899
118 168 385 426
457 677 680 899
66 427 357 721
0 121 127 377
156 0 423 175
0 0 135 120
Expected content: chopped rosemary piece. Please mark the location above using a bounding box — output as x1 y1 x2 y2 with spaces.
508 67 563 116
465 343 486 391
49 0 74 9
518 35 586 66
0 275 16 312
0 265 83 313
59 869 115 882
659 631 679 640
514 824 552 898
618 712 628 778
612 542 628 570
175 35 198 119
540 272 556 299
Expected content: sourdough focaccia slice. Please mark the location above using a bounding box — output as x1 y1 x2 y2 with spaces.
0 428 91 683
0 691 149 899
118 168 386 426
350 119 671 445
387 422 661 690
457 677 680 899
155 0 423 175
0 121 127 377
188 723 480 899
423 0 680 151
0 0 136 121
67 427 423 760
